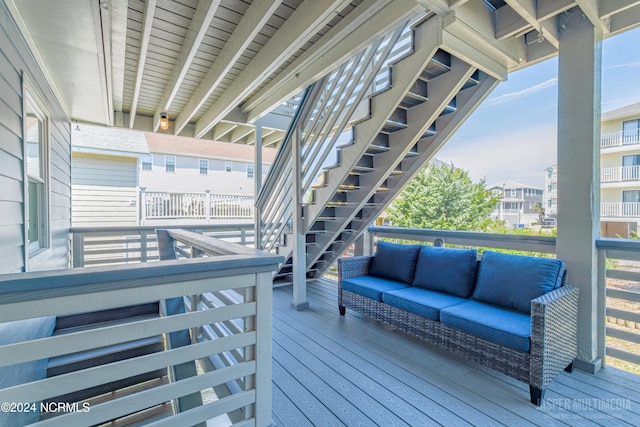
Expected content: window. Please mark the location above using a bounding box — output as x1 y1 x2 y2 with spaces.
141 154 152 171
225 161 232 172
247 164 254 179
510 189 516 197
548 199 552 207
199 159 208 175
623 119 640 143
548 184 553 192
24 88 50 255
547 168 553 178
165 156 176 172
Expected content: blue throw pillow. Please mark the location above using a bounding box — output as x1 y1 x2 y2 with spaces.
368 241 421 284
412 245 478 298
472 251 566 313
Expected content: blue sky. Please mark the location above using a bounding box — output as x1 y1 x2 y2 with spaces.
437 27 640 188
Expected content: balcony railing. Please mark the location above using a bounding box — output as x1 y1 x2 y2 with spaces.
142 191 254 222
601 129 640 148
0 229 282 426
601 202 640 218
601 165 640 182
70 224 254 267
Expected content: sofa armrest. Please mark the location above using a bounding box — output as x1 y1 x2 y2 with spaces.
529 285 579 390
338 256 373 282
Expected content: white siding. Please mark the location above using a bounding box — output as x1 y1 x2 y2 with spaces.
72 154 139 226
0 2 71 424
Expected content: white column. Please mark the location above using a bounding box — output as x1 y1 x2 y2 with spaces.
556 10 602 373
254 123 263 249
291 127 308 310
139 187 147 225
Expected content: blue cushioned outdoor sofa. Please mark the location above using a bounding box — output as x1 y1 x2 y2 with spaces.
338 241 579 405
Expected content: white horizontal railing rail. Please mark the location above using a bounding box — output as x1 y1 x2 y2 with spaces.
601 165 640 182
69 224 254 268
601 129 640 148
142 191 254 222
601 202 640 218
0 233 282 427
595 238 640 369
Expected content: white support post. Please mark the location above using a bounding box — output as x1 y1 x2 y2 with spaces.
254 123 263 249
140 187 147 225
205 190 211 223
555 9 602 373
291 127 309 310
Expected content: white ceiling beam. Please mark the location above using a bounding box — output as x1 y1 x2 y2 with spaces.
151 0 221 132
128 0 156 129
230 125 254 144
173 0 283 135
413 0 450 15
262 131 285 148
537 0 575 20
495 6 531 39
212 121 236 141
109 0 128 114
601 0 640 18
93 0 113 125
503 1 559 48
608 4 640 35
246 128 278 145
574 0 610 33
193 0 353 138
244 0 423 123
443 2 523 76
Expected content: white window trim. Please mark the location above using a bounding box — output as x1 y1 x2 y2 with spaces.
165 155 176 173
199 159 209 175
22 74 51 266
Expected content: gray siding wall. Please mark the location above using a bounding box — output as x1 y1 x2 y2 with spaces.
142 154 269 195
72 154 138 226
0 2 71 424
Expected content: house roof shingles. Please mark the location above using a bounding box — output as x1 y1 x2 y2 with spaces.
72 124 149 154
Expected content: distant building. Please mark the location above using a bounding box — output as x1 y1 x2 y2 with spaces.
600 102 640 237
543 165 558 216
488 181 543 227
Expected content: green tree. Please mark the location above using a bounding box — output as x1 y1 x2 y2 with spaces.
386 161 498 231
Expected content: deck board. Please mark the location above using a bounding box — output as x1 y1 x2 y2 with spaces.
271 280 640 426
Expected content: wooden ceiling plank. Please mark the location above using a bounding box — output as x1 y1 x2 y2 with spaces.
173 0 285 135
128 0 157 128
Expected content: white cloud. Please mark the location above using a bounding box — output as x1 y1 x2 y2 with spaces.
604 61 640 72
481 78 558 109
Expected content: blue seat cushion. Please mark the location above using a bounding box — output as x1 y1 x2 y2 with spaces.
440 300 531 352
412 245 478 298
341 276 409 302
368 241 421 284
472 251 566 313
382 287 467 321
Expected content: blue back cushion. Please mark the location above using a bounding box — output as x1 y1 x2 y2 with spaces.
368 241 421 284
412 245 478 298
472 251 566 313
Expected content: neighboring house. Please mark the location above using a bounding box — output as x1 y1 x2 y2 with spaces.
600 102 640 238
543 165 558 216
488 181 543 227
140 132 276 195
548 102 640 238
72 125 149 227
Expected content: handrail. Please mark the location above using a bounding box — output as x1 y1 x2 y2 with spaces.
0 233 281 426
368 226 557 253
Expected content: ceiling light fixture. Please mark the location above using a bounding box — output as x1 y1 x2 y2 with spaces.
159 112 169 130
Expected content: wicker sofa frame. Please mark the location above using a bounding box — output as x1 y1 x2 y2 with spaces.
338 255 579 406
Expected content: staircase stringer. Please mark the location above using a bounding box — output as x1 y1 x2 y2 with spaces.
309 71 499 275
304 16 445 230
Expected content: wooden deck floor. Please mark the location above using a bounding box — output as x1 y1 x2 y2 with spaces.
271 280 640 426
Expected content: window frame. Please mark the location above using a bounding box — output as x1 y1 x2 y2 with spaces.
141 154 153 171
246 163 254 179
22 76 51 262
199 159 209 175
165 155 176 173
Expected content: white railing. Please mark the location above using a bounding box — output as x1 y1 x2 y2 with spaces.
601 129 640 148
596 238 640 368
70 224 254 267
601 202 640 218
142 191 254 222
0 231 281 427
601 165 640 182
